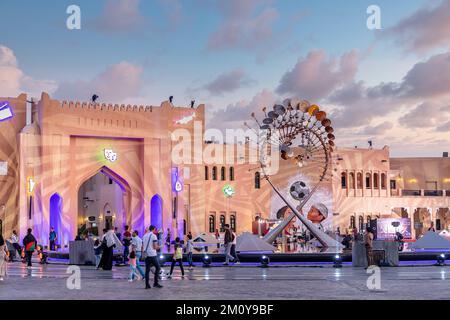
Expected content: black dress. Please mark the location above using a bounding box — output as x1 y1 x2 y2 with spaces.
98 241 114 270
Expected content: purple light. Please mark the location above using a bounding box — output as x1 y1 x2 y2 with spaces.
0 101 13 121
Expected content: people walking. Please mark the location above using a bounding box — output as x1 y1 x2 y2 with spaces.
168 237 185 278
143 225 163 289
186 233 194 270
131 231 145 279
22 228 37 268
93 239 102 269
365 226 374 268
0 235 7 281
9 230 21 261
215 229 221 251
128 250 139 282
230 230 240 264
98 227 121 270
49 227 57 251
122 225 132 264
223 224 235 265
165 228 171 252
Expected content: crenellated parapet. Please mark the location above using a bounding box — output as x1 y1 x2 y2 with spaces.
60 100 154 113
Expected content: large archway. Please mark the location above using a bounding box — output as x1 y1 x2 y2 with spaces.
77 166 132 237
151 194 163 230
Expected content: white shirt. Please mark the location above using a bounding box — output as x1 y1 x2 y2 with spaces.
142 232 158 257
131 235 143 252
10 234 18 244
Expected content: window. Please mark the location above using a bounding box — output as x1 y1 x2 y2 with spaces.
349 172 355 189
373 173 379 189
230 214 236 232
350 216 356 229
183 219 187 236
208 215 215 233
358 215 364 231
212 166 217 180
219 215 226 232
390 180 396 190
255 172 261 189
366 173 372 189
229 167 235 181
204 166 209 180
341 172 347 188
381 173 386 189
357 172 363 189
221 166 226 181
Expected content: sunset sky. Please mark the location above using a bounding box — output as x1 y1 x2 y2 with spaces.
1 0 449 156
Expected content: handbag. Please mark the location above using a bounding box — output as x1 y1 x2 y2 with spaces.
142 235 152 259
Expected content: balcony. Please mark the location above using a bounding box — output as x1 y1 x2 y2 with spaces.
392 189 448 197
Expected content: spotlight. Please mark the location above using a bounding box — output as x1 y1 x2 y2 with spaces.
202 255 211 267
333 254 342 268
260 255 270 268
169 96 174 104
436 253 446 266
91 94 99 103
190 100 195 108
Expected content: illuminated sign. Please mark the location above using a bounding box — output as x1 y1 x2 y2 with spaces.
172 167 183 193
0 101 13 121
104 149 117 162
175 112 196 125
222 185 235 198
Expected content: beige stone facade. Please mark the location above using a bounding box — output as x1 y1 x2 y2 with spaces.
0 93 448 246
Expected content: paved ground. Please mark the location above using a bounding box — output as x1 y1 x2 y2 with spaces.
1 260 450 300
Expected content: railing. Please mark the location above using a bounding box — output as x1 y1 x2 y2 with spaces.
424 190 443 197
402 190 421 196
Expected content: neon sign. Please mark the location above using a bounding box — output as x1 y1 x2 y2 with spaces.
222 185 235 198
104 149 117 162
0 101 13 121
172 167 183 193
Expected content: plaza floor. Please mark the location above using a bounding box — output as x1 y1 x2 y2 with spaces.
1 260 450 300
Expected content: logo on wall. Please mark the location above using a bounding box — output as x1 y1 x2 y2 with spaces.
104 149 118 162
172 167 183 193
175 112 196 125
0 101 13 121
27 177 36 195
222 185 235 198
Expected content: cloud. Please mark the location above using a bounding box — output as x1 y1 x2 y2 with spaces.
93 0 146 33
276 50 359 101
358 122 394 135
207 89 276 131
204 69 255 96
385 1 450 53
54 61 143 103
398 102 450 128
0 45 57 98
436 121 450 132
329 51 450 128
206 0 279 52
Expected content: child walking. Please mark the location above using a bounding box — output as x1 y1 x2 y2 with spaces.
128 250 139 282
167 237 184 278
93 239 102 269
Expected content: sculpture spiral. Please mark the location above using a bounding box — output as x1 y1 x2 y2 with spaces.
246 98 342 250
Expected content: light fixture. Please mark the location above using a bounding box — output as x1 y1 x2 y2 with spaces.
0 101 14 122
333 254 342 268
202 255 211 267
436 253 446 266
159 254 165 265
260 255 270 268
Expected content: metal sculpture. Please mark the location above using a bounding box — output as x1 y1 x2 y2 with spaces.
246 98 342 250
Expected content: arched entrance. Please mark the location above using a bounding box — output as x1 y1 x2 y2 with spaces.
151 194 163 230
77 166 131 237
50 193 63 248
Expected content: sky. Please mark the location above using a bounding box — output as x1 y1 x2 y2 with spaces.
0 0 449 157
